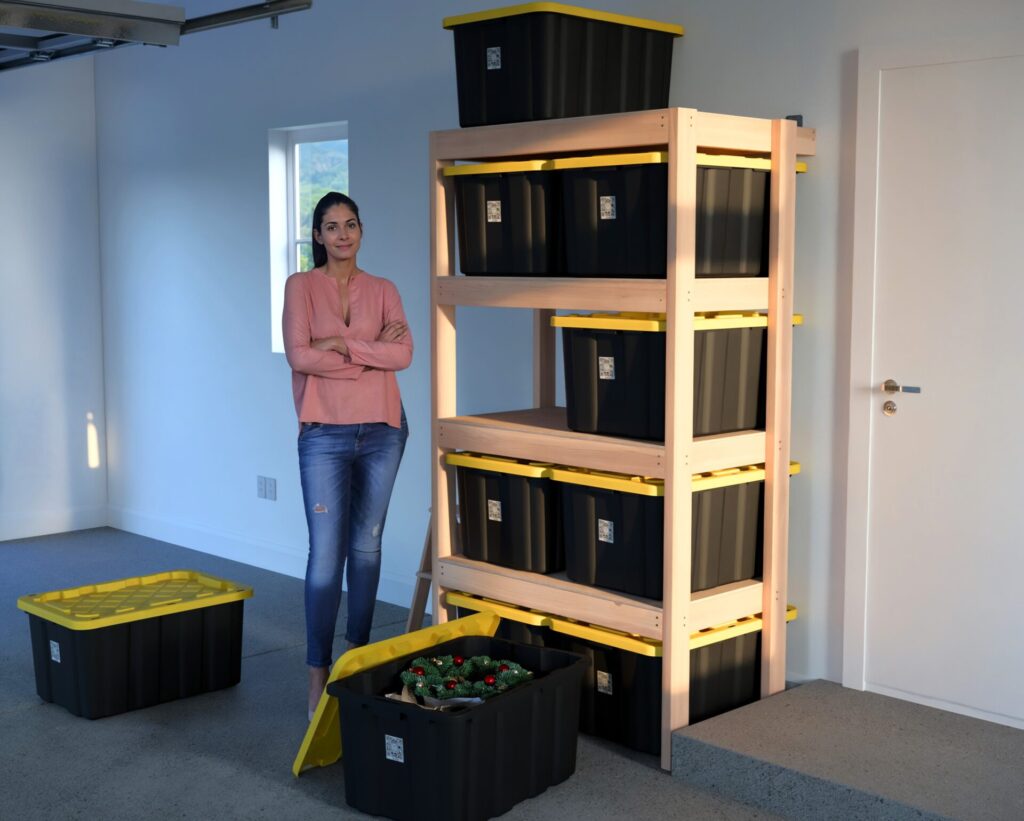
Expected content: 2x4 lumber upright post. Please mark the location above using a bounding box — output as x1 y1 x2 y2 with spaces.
762 118 796 694
662 108 697 771
533 309 557 407
430 134 457 626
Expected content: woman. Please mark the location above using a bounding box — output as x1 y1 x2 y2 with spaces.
282 192 412 718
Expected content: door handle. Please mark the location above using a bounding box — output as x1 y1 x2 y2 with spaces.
882 379 921 394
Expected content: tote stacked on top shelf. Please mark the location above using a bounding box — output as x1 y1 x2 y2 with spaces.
444 3 684 127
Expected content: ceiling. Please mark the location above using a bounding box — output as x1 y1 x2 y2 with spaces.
0 0 311 72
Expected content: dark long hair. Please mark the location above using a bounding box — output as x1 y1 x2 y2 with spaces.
311 192 362 268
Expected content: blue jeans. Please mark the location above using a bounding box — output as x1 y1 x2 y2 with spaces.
298 412 408 667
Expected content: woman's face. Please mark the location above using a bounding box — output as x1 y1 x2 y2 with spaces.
314 203 361 264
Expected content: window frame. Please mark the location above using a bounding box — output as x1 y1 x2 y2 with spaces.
268 120 348 353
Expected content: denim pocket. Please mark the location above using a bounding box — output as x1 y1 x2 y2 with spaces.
300 422 323 437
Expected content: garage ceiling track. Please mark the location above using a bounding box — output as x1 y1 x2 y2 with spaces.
0 0 311 71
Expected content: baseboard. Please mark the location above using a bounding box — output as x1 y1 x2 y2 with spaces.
0 505 108 543
866 682 1024 731
107 506 416 610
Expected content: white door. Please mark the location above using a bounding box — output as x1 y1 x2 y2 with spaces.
845 48 1024 728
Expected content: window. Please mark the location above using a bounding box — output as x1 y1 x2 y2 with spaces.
269 121 348 353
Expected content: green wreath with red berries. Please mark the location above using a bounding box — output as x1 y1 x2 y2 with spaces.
399 654 533 700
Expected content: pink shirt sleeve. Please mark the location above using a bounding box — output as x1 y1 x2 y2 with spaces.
345 280 414 371
283 274 365 380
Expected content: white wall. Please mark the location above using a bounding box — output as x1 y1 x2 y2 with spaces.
3 0 1014 683
0 58 107 541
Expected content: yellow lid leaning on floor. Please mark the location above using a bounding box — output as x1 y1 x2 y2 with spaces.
692 462 801 492
549 465 663 496
547 151 668 171
443 3 684 36
16 570 253 631
443 159 548 177
446 451 553 479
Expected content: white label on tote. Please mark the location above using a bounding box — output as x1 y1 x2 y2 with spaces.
598 518 614 544
486 200 502 223
596 670 613 695
598 356 616 380
385 734 405 763
599 195 617 220
486 46 502 69
49 640 61 663
487 499 503 522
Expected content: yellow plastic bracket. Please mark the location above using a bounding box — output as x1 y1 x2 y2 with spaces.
291 611 500 777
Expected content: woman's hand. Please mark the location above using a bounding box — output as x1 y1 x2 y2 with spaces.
377 321 408 343
311 336 349 356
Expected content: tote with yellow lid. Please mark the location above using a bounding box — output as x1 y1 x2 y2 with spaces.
554 152 807 279
553 311 803 440
550 462 799 600
446 452 564 574
444 160 558 275
17 570 252 719
443 4 684 127
449 591 798 754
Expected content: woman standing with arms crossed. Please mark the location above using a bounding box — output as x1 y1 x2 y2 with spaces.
283 192 411 718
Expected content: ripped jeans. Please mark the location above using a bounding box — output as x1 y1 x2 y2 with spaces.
298 413 408 667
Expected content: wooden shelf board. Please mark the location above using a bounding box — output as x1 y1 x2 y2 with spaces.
690 579 765 632
438 556 663 639
438 408 767 477
437 276 667 311
438 276 768 313
438 407 664 477
692 278 769 312
430 108 816 162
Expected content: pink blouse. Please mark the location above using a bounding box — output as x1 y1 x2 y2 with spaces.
283 268 412 429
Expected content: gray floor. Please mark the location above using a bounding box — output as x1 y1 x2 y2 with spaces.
1 528 779 820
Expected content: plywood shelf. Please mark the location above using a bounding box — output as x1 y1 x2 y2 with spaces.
437 276 770 313
437 407 767 478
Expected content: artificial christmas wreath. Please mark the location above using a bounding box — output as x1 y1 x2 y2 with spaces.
399 654 533 701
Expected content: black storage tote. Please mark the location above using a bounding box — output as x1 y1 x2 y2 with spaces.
552 465 663 599
554 311 801 440
445 159 558 275
327 634 586 821
443 4 684 127
448 451 563 574
448 591 798 755
17 570 252 719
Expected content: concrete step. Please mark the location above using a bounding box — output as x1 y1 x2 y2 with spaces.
671 680 1024 821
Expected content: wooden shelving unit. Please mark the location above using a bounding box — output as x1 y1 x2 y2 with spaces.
429 107 815 770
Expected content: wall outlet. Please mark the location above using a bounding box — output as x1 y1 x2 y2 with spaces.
257 475 266 498
265 477 277 501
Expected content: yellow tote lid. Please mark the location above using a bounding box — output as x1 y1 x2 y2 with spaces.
550 465 664 496
552 311 804 332
547 151 668 171
697 153 808 174
443 159 548 177
446 451 553 478
551 311 666 332
446 592 553 626
692 462 801 492
16 570 252 631
443 3 684 36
